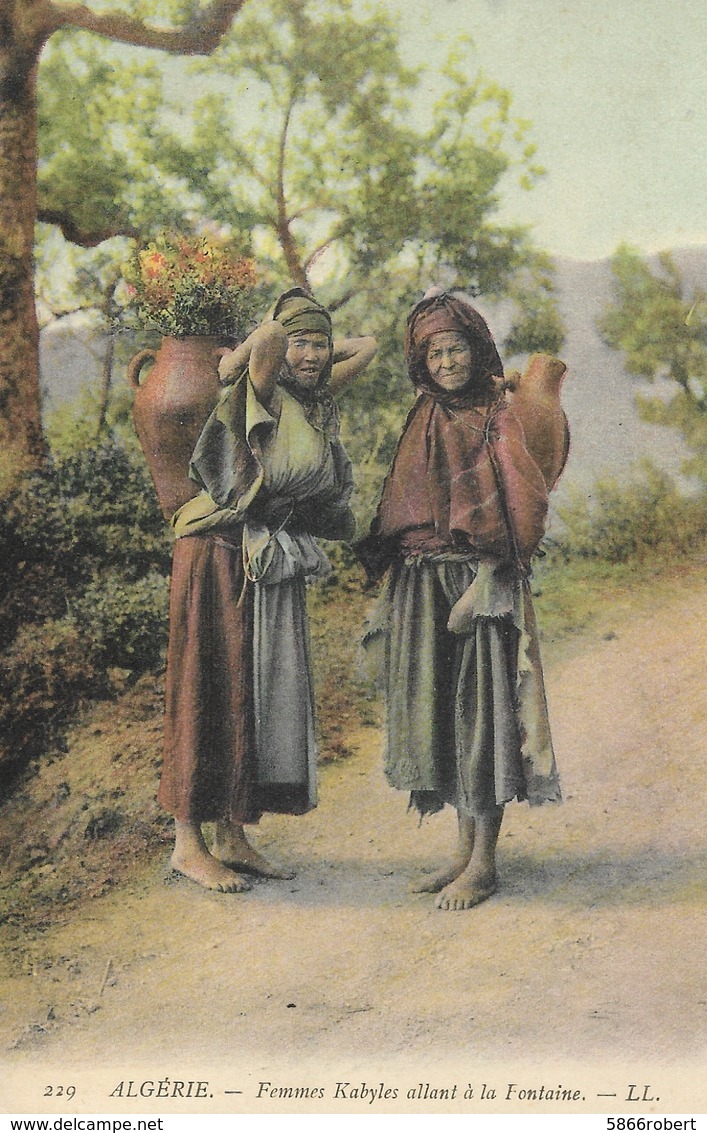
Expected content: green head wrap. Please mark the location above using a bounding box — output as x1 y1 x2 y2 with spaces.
272 287 333 339
271 287 334 394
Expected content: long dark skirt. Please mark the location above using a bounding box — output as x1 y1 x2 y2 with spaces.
158 533 260 825
384 558 529 818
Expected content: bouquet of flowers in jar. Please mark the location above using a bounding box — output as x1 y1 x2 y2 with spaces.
123 233 260 339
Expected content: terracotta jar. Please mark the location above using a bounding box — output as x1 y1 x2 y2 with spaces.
127 336 223 520
510 353 570 491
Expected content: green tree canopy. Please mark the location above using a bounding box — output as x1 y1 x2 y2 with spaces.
153 0 562 340
37 37 183 247
33 23 260 444
598 245 707 483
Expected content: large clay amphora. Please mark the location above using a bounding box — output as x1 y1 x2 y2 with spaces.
127 336 222 520
510 353 569 491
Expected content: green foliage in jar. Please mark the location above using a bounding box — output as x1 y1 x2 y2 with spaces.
122 232 261 338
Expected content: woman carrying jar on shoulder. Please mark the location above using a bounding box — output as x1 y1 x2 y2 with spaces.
158 288 376 891
356 289 565 911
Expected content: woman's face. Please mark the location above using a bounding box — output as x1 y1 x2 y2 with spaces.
425 330 476 391
286 332 331 389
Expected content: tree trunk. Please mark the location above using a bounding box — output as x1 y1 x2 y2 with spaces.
276 216 310 292
0 54 45 473
0 0 248 475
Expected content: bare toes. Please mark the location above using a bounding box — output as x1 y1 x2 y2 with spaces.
434 878 497 911
171 857 252 893
218 873 252 893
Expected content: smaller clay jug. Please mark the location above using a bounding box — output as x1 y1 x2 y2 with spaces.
127 336 223 520
510 353 570 491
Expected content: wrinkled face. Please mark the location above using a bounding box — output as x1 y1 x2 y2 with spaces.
285 332 331 389
425 330 476 391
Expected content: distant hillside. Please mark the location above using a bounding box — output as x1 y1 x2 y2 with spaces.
537 256 683 495
39 247 707 495
482 246 706 496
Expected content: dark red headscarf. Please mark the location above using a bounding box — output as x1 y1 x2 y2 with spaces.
405 290 504 403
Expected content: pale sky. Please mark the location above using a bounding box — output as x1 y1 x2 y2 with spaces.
394 0 707 260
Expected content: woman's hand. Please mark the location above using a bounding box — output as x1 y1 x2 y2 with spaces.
447 583 479 636
330 335 377 392
447 559 518 634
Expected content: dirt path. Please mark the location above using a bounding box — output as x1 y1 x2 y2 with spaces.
2 577 706 1114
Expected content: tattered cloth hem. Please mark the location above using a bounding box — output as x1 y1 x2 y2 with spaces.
516 578 562 804
406 773 561 820
407 789 508 821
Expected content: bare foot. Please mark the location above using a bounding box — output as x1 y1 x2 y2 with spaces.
212 823 296 880
171 849 252 893
412 812 475 892
171 819 251 893
434 869 497 912
410 854 471 893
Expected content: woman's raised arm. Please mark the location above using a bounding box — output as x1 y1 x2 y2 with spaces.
218 321 288 403
330 335 377 393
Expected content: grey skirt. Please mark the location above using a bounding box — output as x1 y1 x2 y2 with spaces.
379 557 561 818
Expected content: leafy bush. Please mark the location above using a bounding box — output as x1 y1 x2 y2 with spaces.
72 571 169 670
26 442 169 573
0 438 172 783
0 441 170 643
551 462 706 564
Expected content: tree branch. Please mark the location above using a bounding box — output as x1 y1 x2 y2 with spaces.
303 240 333 273
37 207 138 246
274 87 308 290
222 144 270 189
287 202 323 223
327 288 357 313
303 221 353 273
47 0 248 55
